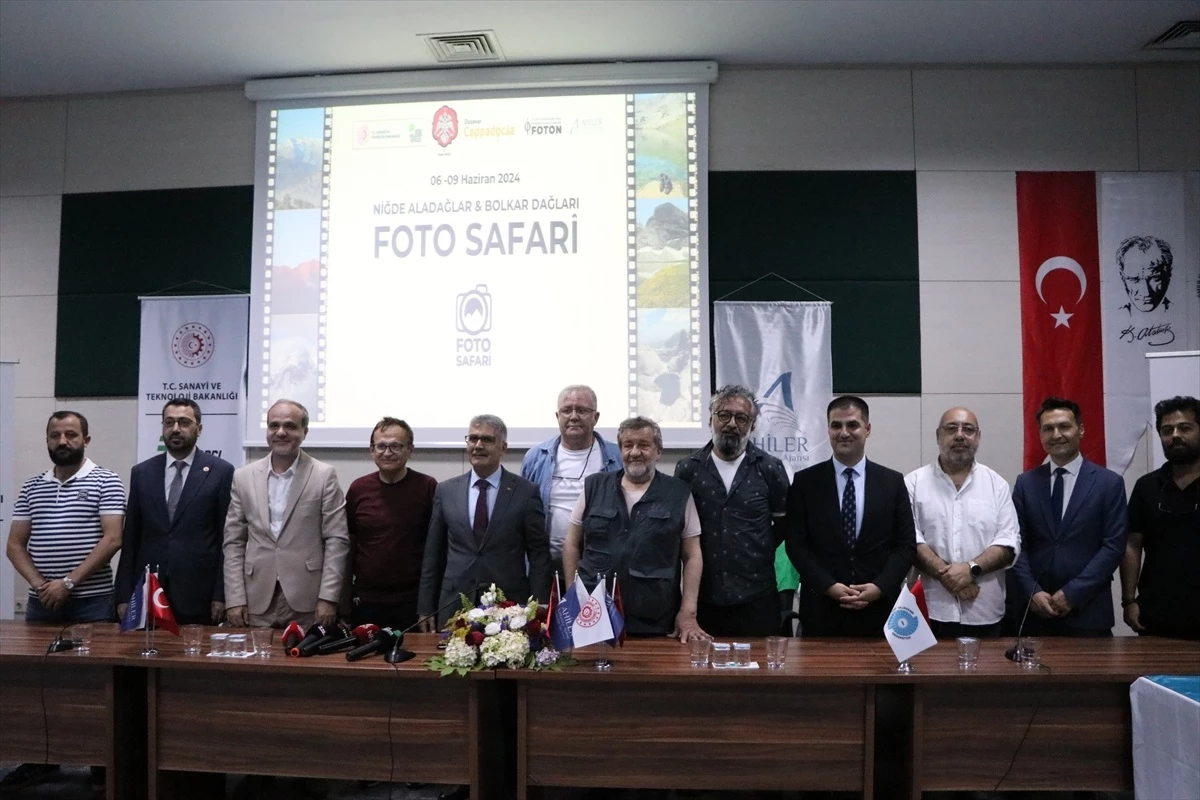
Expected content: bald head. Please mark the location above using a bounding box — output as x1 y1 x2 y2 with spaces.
935 407 980 472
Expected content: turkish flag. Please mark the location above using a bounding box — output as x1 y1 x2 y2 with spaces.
148 571 180 635
1016 172 1107 470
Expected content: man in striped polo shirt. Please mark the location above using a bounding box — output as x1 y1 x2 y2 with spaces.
5 410 125 623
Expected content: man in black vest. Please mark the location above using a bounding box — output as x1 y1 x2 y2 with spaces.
563 416 707 642
676 385 790 637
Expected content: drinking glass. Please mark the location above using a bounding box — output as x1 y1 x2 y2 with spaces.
732 642 752 666
209 633 229 657
765 636 787 669
72 623 93 654
227 633 248 658
711 642 732 666
251 627 273 658
181 624 204 656
689 637 711 668
1019 637 1042 668
957 636 981 669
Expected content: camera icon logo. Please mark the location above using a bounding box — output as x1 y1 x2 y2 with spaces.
456 285 492 335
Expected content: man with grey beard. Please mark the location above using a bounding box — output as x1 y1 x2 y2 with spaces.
1121 396 1200 640
675 385 790 637
563 416 707 642
906 407 1019 639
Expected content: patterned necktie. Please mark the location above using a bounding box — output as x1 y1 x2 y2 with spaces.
166 460 185 522
841 467 856 547
1050 466 1067 528
472 478 490 547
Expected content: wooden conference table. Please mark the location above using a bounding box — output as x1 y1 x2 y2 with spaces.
2 622 1198 800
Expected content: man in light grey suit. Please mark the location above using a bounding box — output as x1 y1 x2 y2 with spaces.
223 399 349 628
418 414 550 630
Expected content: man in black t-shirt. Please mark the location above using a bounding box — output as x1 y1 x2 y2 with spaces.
1120 396 1200 640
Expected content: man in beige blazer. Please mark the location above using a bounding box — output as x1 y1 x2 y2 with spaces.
223 399 349 628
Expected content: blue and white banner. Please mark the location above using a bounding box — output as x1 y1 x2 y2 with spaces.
1099 173 1200 475
714 301 833 477
137 295 249 466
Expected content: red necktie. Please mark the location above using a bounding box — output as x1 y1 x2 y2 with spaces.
473 478 490 546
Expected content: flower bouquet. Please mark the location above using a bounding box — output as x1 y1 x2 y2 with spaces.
425 584 577 676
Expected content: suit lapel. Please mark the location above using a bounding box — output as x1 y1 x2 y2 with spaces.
148 454 171 528
819 460 844 546
278 452 313 537
1034 464 1057 538
253 457 271 534
1060 460 1096 534
483 469 516 547
169 451 210 528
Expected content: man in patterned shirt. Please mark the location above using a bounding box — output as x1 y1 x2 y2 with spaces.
6 410 125 623
675 385 790 637
2 410 124 792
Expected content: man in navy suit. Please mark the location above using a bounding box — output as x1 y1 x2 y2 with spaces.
418 414 550 630
117 398 235 625
784 396 916 637
1006 397 1128 637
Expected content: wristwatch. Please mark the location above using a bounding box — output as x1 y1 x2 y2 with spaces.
61 576 76 591
968 561 983 580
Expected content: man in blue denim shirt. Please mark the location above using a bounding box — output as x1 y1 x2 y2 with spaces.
675 386 790 637
521 385 621 583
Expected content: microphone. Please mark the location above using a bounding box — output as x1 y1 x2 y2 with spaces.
290 623 337 658
297 623 350 657
346 627 399 662
1005 562 1051 663
384 581 494 664
316 623 379 655
281 621 305 652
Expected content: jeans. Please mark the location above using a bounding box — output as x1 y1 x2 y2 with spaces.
24 593 115 623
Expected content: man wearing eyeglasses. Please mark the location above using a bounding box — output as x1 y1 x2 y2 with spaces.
906 408 1019 639
419 414 550 630
521 385 621 583
1121 395 1200 640
674 385 790 637
345 417 437 630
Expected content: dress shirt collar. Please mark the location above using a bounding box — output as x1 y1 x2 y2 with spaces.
472 466 502 489
832 454 866 477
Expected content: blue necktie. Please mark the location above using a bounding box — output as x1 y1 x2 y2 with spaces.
1050 466 1067 530
841 467 856 547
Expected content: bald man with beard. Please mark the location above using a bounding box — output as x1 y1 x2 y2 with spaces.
906 407 1020 639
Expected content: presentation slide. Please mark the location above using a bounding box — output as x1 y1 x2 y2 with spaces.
248 88 708 447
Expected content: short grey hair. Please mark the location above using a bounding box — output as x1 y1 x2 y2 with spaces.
710 384 759 420
270 399 309 429
617 416 663 450
469 414 507 442
557 384 598 409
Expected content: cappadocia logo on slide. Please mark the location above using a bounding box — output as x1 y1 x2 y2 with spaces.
433 105 459 148
171 322 215 368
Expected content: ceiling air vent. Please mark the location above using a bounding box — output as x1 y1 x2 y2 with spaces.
1144 20 1200 50
421 31 505 63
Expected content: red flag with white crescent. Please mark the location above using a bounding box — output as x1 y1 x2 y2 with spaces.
1016 172 1107 470
148 572 180 635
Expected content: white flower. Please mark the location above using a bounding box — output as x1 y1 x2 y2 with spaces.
480 629 530 668
480 590 497 607
508 615 528 631
467 608 486 621
484 622 502 636
443 637 478 668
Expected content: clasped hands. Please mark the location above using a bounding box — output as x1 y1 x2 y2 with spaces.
935 562 980 602
826 582 883 609
1030 589 1073 618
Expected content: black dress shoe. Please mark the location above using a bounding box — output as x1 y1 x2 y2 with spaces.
438 786 470 800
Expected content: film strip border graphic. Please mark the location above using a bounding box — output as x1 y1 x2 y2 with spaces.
261 110 278 423
626 95 638 417
686 92 700 423
317 107 332 422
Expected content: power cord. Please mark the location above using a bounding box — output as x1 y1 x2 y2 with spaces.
993 661 1052 791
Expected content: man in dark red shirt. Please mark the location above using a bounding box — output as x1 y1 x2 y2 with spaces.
345 417 437 630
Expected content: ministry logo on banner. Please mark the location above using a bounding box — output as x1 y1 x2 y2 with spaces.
714 302 833 477
1099 172 1200 475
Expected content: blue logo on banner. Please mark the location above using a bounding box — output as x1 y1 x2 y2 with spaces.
887 608 919 639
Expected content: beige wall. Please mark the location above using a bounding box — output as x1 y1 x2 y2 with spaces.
3 65 1198 623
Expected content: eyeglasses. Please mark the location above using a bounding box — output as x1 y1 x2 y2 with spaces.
372 443 408 454
714 411 752 426
465 434 498 445
557 406 595 417
939 424 980 436
163 418 196 429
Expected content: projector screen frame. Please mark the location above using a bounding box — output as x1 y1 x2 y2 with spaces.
245 67 713 449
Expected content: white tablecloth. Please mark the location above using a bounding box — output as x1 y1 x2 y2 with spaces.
1131 675 1200 800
